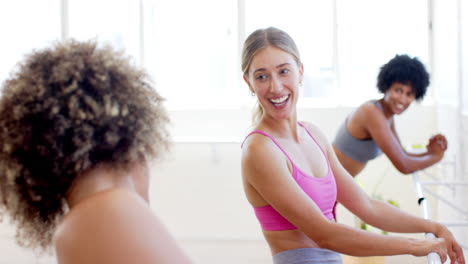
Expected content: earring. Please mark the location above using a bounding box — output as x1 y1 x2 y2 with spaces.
250 91 255 96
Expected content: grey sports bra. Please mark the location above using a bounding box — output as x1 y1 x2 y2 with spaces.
332 101 383 163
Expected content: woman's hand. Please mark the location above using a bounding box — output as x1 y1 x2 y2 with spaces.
411 237 448 263
410 223 464 264
434 224 466 264
426 134 447 156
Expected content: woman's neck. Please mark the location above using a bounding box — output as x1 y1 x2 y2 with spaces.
66 162 149 209
377 98 395 119
260 115 300 141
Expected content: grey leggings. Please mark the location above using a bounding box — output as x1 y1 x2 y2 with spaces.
273 248 343 264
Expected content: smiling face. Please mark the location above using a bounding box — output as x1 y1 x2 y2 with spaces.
382 82 416 115
244 46 303 122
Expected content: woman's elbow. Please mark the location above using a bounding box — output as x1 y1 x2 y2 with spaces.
306 224 338 250
313 234 334 250
396 166 413 174
313 233 346 253
393 161 413 174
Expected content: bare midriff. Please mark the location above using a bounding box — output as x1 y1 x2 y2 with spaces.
263 229 320 255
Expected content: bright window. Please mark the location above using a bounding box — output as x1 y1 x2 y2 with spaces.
68 0 141 65
462 1 468 114
0 0 430 109
145 0 239 110
0 0 61 85
336 0 430 105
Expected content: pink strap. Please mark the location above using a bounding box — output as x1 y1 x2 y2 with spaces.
242 122 330 168
241 130 294 165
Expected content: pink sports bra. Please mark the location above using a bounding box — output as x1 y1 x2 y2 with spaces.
243 122 337 231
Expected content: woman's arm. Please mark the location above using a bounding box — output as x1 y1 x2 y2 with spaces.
390 121 447 158
334 157 464 263
241 128 459 262
313 122 463 263
364 105 445 173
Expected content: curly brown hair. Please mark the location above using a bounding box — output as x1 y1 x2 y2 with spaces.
0 40 170 250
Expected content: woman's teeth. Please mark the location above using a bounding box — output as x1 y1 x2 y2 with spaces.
270 95 289 104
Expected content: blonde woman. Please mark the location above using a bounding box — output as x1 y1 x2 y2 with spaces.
240 27 464 264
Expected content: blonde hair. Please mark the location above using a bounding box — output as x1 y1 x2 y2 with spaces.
241 27 302 124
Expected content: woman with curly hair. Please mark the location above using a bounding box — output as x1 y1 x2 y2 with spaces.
0 40 192 263
333 54 447 177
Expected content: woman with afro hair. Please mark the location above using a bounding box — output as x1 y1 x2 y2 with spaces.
333 54 447 177
0 40 192 263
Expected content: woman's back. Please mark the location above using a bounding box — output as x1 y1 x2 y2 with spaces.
54 188 191 264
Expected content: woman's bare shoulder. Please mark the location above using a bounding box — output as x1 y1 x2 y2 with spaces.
355 100 383 116
349 100 387 130
241 130 279 159
241 130 292 185
56 188 148 231
54 189 191 264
